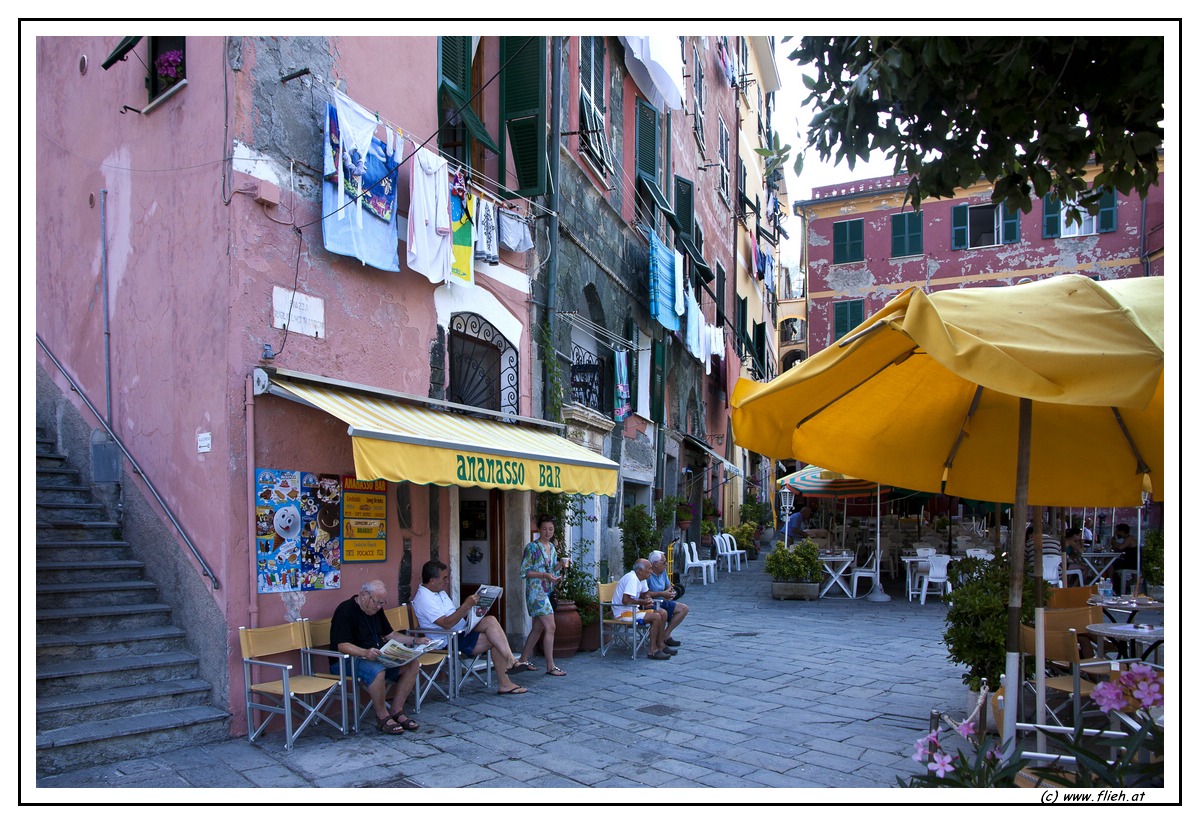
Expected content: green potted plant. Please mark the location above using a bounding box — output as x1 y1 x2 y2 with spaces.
1141 528 1164 599
765 538 822 600
700 518 717 553
618 503 658 573
702 497 720 521
729 520 760 561
943 557 1035 692
558 544 601 652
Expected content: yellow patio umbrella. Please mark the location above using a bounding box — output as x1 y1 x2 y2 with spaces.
732 274 1164 749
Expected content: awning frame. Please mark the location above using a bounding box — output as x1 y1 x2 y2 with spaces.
682 433 742 477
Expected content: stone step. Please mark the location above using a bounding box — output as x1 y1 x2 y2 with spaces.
38 559 146 586
36 520 123 543
37 650 200 696
37 602 173 635
36 539 132 564
35 483 96 505
37 624 187 664
36 705 230 777
37 466 81 483
37 678 215 730
37 579 159 610
36 501 108 517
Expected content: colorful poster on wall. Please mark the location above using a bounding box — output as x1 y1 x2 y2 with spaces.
255 469 303 593
342 476 388 562
300 473 343 591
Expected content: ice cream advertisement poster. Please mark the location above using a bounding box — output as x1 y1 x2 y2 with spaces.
342 475 388 562
255 469 343 593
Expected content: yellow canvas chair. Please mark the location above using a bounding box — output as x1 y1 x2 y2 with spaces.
391 605 455 711
1019 624 1099 727
239 621 352 750
1046 585 1098 609
304 617 362 732
598 581 651 659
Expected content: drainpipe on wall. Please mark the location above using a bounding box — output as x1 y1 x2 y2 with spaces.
544 36 562 419
245 373 259 628
1139 192 1149 276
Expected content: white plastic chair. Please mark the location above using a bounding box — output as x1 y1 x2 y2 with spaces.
683 541 716 585
917 554 953 605
715 533 745 572
1043 553 1065 587
850 549 879 598
966 547 995 561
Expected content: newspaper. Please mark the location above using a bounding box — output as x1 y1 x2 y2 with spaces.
466 585 503 631
376 638 440 668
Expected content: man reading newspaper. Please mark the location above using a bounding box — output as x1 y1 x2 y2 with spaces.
412 561 530 695
329 580 422 735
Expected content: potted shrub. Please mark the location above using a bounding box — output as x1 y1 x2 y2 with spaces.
618 503 658 573
943 556 1035 692
765 539 822 600
700 519 717 556
675 502 696 531
558 546 601 653
702 497 720 522
728 521 759 562
1141 528 1164 599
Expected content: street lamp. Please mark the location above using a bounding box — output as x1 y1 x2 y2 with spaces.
779 487 795 545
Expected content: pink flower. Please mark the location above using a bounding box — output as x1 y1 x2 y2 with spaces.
955 720 976 738
929 751 956 778
912 731 939 762
1132 678 1163 709
1092 680 1128 713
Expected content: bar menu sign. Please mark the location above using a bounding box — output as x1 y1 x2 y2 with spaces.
342 475 387 562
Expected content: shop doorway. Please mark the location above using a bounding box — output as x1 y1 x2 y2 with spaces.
459 487 508 630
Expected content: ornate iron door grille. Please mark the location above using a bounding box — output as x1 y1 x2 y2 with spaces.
449 313 518 416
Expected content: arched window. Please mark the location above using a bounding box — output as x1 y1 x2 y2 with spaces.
448 313 518 416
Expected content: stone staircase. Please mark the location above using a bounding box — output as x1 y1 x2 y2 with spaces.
35 430 229 777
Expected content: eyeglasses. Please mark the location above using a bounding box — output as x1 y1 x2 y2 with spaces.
365 594 386 607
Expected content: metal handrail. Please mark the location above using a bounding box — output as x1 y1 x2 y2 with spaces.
37 334 220 589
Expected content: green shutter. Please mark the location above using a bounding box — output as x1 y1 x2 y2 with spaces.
439 36 470 97
910 213 923 255
626 317 639 414
1043 196 1062 238
650 337 664 423
499 36 546 198
636 100 658 179
951 204 968 249
834 219 863 263
891 214 905 257
1001 203 1020 244
1097 188 1117 233
834 302 848 340
593 37 606 113
674 176 694 238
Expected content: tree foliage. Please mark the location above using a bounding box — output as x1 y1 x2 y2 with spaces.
791 36 1163 214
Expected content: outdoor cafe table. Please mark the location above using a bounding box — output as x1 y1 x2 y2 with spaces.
1086 622 1164 662
818 551 855 598
1080 551 1122 585
1088 595 1165 624
900 554 933 602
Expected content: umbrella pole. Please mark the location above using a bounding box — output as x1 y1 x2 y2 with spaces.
1002 398 1033 756
1031 506 1047 754
867 482 890 601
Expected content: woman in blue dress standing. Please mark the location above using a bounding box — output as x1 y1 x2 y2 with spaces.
515 515 567 676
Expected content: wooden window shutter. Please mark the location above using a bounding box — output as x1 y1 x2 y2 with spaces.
636 100 659 179
439 36 471 97
951 204 969 249
834 300 862 341
626 317 639 414
650 337 665 424
891 214 906 257
674 175 694 238
1001 203 1021 244
499 36 546 198
1042 196 1062 239
1097 188 1117 233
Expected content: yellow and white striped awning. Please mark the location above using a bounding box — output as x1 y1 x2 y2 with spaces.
268 378 618 496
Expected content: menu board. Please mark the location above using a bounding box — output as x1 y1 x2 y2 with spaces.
255 468 343 593
343 475 388 562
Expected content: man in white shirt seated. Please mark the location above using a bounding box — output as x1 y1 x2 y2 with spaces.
612 558 673 660
645 550 688 647
411 561 529 695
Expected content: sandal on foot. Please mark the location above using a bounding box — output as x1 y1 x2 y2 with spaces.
497 685 528 695
389 712 419 731
376 716 406 735
545 666 567 676
507 661 538 674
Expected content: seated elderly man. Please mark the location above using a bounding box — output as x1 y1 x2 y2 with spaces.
329 579 422 734
612 558 673 660
412 560 529 695
645 550 688 647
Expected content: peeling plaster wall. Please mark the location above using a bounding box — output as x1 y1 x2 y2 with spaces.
804 174 1164 352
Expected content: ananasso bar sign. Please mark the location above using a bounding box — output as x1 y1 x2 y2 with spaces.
454 453 562 490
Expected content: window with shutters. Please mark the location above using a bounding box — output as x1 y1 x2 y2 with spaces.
735 296 749 358
717 117 730 204
579 36 613 176
674 175 695 239
890 211 923 258
715 263 726 321
833 300 865 342
499 36 546 198
692 45 705 149
832 219 864 264
752 321 767 380
438 36 472 163
1042 189 1117 238
951 202 1021 249
634 99 671 227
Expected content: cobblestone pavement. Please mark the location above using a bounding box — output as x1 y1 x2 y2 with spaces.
33 557 973 800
